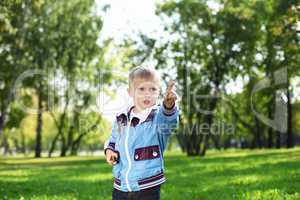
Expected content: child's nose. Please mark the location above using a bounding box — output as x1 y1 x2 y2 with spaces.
143 88 150 94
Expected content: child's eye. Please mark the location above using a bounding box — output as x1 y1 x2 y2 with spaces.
139 87 145 91
150 87 157 92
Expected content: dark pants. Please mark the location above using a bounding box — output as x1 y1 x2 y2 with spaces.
112 185 160 200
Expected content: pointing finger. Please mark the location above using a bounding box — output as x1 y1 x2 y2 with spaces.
166 80 175 93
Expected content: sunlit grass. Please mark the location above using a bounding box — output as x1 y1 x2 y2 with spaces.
1 148 299 200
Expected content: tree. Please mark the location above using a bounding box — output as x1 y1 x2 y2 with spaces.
153 0 261 155
1 0 113 157
44 0 113 157
123 0 299 155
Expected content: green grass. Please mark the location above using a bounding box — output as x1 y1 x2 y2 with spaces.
0 148 299 200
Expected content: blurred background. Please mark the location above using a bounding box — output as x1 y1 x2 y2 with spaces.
1 0 300 199
0 0 299 157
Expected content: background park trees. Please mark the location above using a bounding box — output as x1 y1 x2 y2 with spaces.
0 0 113 157
121 0 300 156
0 0 299 157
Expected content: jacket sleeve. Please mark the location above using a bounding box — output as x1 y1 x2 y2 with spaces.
155 102 179 153
104 119 119 155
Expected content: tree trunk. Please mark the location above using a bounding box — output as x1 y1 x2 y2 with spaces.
0 114 5 136
60 124 75 157
48 90 70 157
223 135 232 149
48 132 60 157
267 97 274 148
2 134 11 155
35 88 43 158
69 117 102 156
187 123 201 156
276 130 281 148
60 136 67 157
21 131 26 155
254 116 263 148
0 103 9 136
59 108 80 157
178 118 203 156
286 81 293 148
212 135 221 150
200 95 218 156
70 141 80 156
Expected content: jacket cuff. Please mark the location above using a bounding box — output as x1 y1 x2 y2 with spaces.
104 142 115 155
104 148 120 163
162 102 177 116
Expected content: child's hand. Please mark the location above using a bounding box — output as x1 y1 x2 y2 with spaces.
106 149 118 166
163 80 178 109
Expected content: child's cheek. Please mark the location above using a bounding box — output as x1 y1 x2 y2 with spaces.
135 91 145 99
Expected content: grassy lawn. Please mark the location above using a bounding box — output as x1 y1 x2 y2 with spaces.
0 148 299 200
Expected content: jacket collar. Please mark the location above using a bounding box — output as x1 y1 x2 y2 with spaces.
116 104 158 127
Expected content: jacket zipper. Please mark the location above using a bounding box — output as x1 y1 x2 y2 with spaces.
125 118 132 191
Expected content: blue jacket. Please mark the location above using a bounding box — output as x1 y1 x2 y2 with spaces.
104 103 179 192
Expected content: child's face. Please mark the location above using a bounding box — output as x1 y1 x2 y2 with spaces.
128 77 160 110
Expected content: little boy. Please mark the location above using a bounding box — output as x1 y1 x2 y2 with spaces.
104 66 179 200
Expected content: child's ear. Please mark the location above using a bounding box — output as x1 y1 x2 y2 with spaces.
127 87 133 97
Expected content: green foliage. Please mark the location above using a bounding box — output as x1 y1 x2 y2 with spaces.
0 0 114 156
1 0 299 157
123 0 300 154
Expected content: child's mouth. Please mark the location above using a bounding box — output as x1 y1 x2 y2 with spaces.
143 100 150 105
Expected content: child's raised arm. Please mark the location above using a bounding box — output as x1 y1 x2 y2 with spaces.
155 80 180 152
163 80 177 109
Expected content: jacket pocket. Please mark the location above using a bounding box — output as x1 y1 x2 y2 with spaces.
134 145 160 161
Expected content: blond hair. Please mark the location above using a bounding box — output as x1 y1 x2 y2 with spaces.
128 66 160 87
